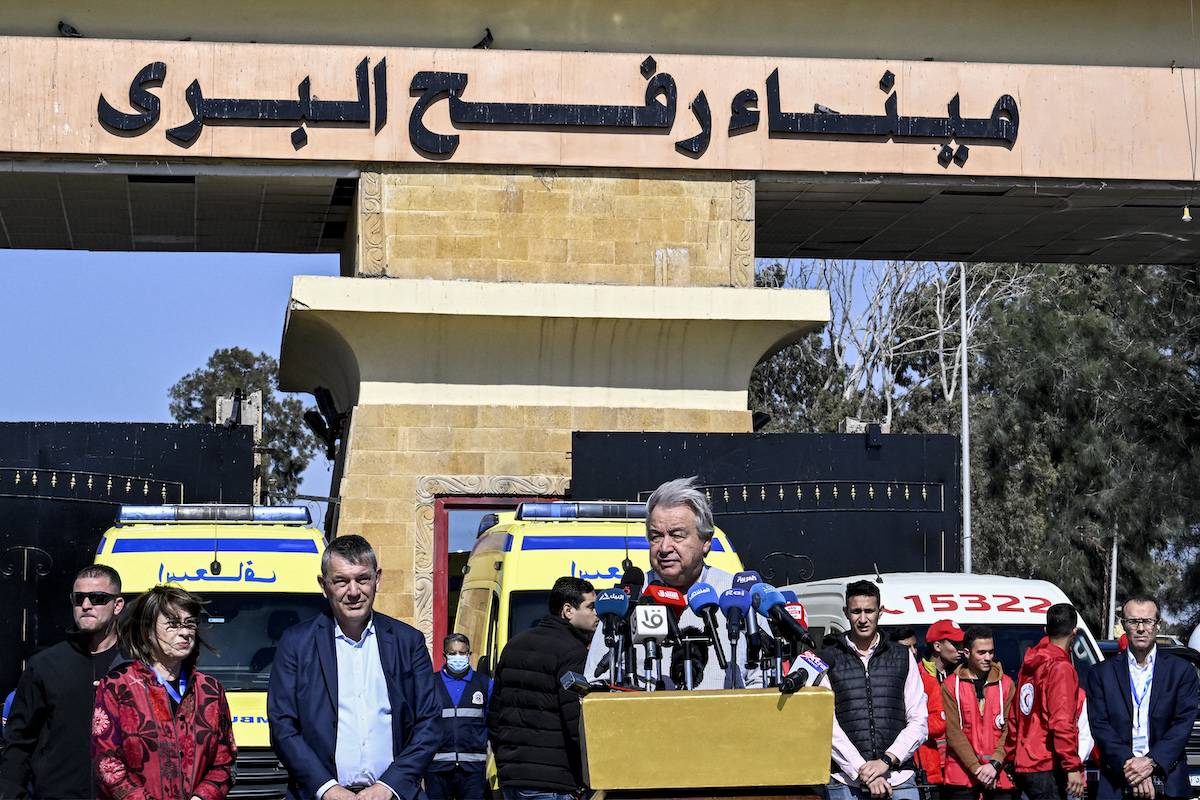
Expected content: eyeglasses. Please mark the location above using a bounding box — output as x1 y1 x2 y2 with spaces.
71 591 116 606
1122 618 1158 629
160 616 199 631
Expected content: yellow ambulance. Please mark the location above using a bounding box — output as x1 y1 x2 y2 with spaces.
95 504 327 799
453 501 745 673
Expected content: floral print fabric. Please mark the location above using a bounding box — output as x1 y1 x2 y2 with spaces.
92 661 236 800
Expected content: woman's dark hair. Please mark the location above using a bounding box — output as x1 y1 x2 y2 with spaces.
119 585 213 672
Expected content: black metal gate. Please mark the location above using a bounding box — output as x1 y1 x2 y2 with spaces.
0 422 253 691
570 430 960 582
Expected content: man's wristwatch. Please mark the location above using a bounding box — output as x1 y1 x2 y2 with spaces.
882 753 901 771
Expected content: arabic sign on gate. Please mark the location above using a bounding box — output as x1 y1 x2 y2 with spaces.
0 36 1192 180
99 52 1017 166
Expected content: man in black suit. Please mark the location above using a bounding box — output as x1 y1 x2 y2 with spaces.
268 535 441 800
1086 593 1199 800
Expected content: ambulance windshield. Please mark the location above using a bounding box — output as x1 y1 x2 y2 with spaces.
195 593 328 691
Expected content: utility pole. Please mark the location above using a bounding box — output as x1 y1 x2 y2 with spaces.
960 265 972 574
1108 530 1119 638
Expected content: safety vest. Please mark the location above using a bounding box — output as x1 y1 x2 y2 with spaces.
944 667 1015 789
431 668 490 771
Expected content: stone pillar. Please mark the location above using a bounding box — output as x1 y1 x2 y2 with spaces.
280 166 825 650
353 165 755 288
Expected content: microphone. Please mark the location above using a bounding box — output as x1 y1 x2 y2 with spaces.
669 625 709 689
784 600 808 629
779 653 830 695
731 570 763 591
630 604 671 690
617 566 644 681
718 587 750 642
781 589 799 603
685 582 729 670
747 582 770 639
595 588 630 643
752 586 818 652
619 565 645 595
595 588 630 684
640 582 684 646
560 671 605 696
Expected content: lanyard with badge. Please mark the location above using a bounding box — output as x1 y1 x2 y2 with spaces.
1129 663 1153 754
153 667 188 704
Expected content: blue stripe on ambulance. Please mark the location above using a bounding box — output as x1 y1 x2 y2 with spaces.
520 536 725 552
110 538 319 553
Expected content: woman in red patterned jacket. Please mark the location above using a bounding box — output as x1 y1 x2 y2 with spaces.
92 585 236 800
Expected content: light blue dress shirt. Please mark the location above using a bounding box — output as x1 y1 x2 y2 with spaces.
315 617 396 799
1127 645 1156 756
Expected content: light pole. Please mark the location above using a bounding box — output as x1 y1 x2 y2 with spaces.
960 265 972 574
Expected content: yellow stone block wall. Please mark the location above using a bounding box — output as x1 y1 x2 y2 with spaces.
335 403 752 640
339 164 760 644
356 165 755 288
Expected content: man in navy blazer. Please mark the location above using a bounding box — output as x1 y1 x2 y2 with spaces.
1086 593 1199 800
268 535 441 800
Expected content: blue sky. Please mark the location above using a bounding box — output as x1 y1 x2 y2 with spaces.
0 250 338 501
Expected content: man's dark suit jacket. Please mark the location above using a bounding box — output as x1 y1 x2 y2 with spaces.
1085 649 1199 799
267 610 442 800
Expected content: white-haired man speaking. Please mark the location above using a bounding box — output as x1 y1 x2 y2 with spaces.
584 477 761 689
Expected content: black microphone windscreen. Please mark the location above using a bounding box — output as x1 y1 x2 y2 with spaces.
669 625 710 687
621 565 645 588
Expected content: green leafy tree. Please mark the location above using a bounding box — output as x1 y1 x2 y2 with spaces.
169 347 319 501
973 266 1200 632
749 262 1200 632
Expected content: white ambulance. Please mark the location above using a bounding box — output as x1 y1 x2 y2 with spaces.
782 572 1102 681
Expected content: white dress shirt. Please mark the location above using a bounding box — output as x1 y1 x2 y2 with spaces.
1127 645 1156 757
316 617 396 800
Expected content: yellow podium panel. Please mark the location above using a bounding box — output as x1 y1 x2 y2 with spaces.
580 687 833 791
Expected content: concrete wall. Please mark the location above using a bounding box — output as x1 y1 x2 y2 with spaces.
4 1 1196 68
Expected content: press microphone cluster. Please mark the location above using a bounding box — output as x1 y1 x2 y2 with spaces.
582 567 826 693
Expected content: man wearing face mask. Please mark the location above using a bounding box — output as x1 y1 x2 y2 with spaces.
425 634 490 800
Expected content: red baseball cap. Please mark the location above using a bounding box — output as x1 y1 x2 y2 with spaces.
925 619 964 644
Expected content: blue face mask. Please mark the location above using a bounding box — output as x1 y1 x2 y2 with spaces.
445 654 470 673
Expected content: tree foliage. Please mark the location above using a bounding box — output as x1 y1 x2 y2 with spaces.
168 347 319 502
751 262 1200 633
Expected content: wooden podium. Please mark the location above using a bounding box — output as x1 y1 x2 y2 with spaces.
579 687 833 800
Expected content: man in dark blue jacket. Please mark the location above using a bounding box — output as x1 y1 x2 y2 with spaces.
425 633 490 800
268 535 442 800
1086 593 1199 800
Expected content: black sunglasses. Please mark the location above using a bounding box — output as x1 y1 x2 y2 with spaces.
71 591 116 607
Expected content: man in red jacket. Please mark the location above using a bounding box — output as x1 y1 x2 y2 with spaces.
892 628 947 795
942 626 1016 800
1008 603 1085 800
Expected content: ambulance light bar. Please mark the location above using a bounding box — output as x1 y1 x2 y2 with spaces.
117 505 311 525
515 502 647 520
